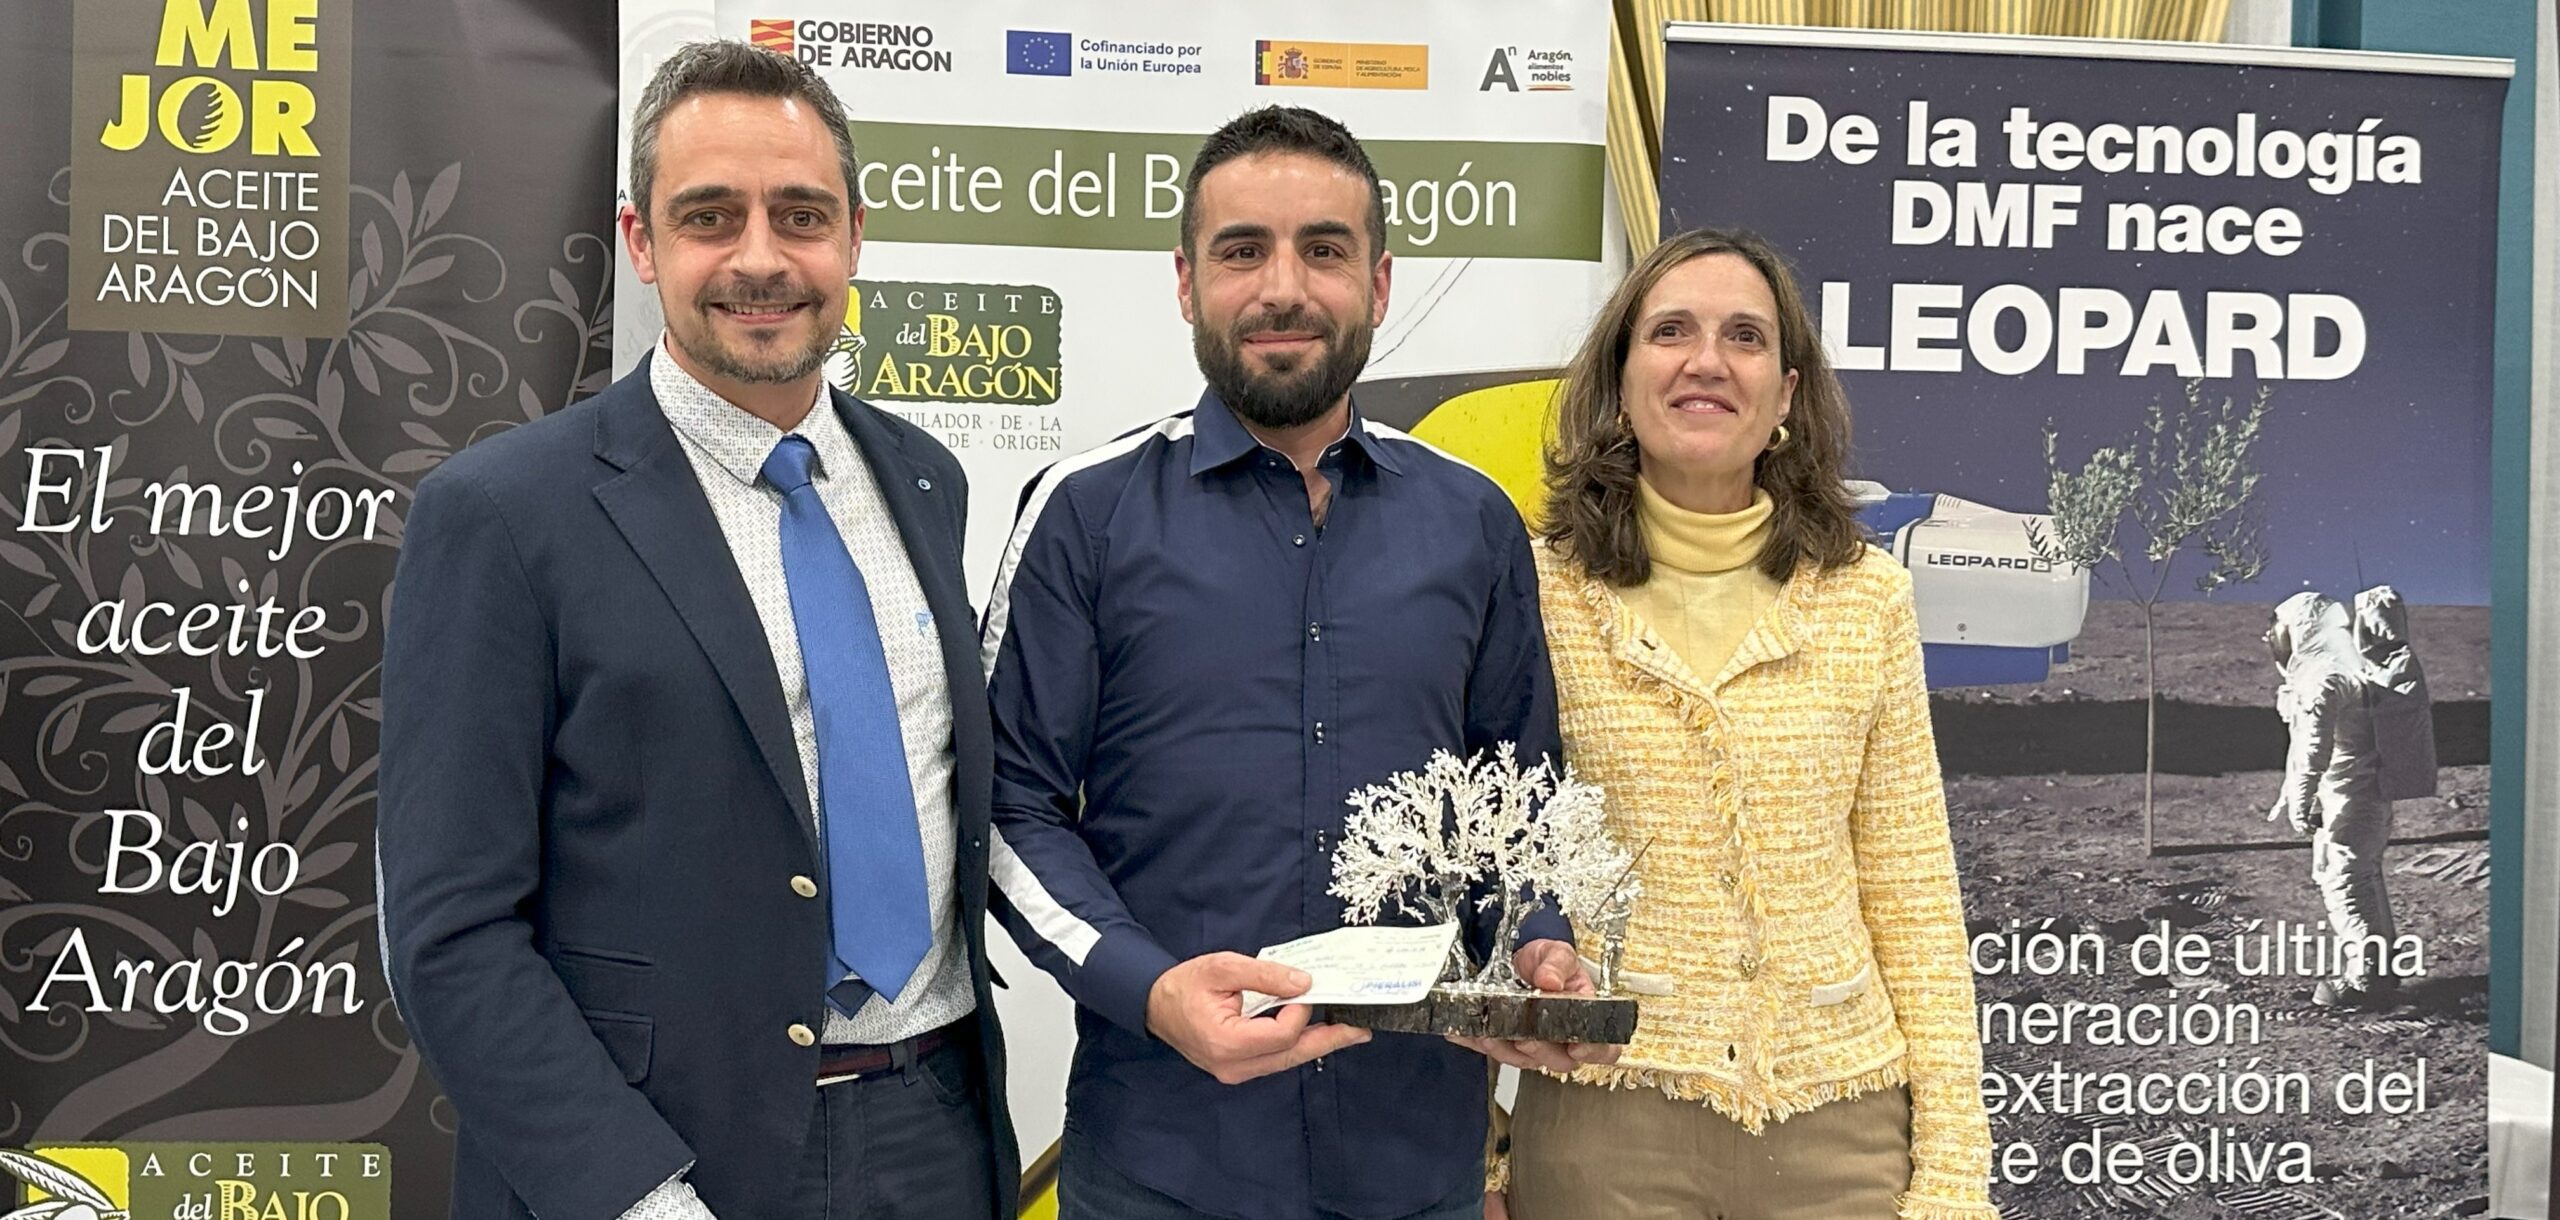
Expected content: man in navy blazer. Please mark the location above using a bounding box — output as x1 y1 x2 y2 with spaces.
380 42 1014 1220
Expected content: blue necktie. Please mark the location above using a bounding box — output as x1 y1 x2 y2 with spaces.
761 435 932 1013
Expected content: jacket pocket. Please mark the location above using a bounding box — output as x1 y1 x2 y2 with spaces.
553 944 654 1026
583 1010 653 1083
554 943 653 969
1808 961 1874 1008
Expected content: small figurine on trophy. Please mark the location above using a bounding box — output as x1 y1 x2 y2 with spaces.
1322 743 1643 1044
1587 847 1647 997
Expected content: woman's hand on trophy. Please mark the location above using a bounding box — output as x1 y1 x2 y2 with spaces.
1445 940 1626 1072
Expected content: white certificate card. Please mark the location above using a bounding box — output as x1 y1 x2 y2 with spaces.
1241 923 1461 1018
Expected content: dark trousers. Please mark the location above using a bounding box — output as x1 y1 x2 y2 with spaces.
796 1035 1001 1220
1059 1121 1483 1220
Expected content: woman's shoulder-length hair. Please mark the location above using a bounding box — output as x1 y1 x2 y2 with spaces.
1540 227 1866 587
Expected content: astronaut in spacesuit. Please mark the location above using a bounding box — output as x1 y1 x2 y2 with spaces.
2354 585 2438 806
2265 591 2398 1009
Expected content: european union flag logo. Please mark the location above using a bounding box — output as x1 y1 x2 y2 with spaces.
1007 30 1072 77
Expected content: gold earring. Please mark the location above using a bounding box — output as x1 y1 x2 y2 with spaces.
1766 423 1791 454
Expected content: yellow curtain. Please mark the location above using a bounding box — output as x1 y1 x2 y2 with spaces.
1608 0 2235 255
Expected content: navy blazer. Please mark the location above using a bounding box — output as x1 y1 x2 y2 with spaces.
380 358 1017 1220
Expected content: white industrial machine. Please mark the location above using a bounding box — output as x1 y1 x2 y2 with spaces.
1847 480 2090 689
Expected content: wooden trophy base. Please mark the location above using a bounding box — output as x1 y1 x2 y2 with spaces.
1330 985 1639 1044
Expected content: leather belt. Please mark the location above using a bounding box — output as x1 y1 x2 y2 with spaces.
816 1022 955 1082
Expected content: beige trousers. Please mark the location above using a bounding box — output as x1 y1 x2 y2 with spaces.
1506 1073 1913 1220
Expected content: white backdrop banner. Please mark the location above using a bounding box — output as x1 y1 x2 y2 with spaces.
617 0 1611 583
613 0 1614 1168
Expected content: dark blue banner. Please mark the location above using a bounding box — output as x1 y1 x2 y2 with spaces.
1662 27 2509 1218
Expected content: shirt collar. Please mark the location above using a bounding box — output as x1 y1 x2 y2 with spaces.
1187 388 1403 478
651 334 855 489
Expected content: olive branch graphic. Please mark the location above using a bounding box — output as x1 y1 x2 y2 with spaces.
0 1148 126 1220
823 322 866 396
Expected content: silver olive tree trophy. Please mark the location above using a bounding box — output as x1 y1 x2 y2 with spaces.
1324 744 1642 1044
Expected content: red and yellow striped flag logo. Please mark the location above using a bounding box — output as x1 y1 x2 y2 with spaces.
750 19 794 54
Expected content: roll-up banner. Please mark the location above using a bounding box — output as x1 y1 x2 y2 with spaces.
613 0 1618 1177
1 1 620 1216
1658 23 2509 1217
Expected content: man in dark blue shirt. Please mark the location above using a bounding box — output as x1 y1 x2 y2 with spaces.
982 108 1612 1220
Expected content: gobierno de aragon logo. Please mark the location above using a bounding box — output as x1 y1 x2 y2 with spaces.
745 18 951 71
3 1144 388 1219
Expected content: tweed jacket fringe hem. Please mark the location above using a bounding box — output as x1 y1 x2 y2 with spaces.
1529 539 2001 1219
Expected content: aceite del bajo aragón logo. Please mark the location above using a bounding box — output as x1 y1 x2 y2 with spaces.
827 280 1062 412
70 0 353 337
3 1145 388 1220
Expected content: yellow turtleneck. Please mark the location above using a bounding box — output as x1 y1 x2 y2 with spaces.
1620 480 1782 683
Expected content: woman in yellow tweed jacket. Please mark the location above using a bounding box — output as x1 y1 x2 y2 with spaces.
1501 229 1999 1220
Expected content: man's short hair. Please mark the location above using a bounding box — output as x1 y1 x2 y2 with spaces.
628 40 859 226
1181 106 1387 263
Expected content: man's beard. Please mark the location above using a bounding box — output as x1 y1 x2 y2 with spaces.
1193 303 1374 431
673 275 835 385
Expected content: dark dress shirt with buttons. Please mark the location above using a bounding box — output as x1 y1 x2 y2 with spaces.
982 391 1562 1220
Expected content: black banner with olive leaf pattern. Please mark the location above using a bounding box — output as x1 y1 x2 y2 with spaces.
2 1 618 1215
